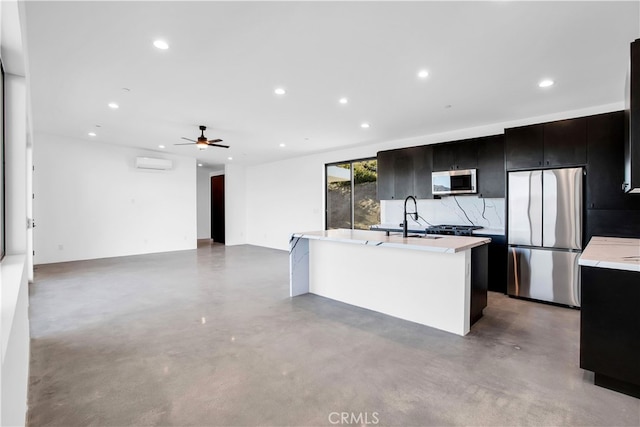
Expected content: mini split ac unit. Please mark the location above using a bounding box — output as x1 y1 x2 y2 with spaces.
135 157 173 170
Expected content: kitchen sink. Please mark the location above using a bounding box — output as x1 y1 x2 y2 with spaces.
406 234 442 239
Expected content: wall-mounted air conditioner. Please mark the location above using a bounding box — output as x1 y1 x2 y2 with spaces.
135 157 173 170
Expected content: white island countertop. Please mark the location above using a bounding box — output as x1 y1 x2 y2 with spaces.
292 229 490 254
579 236 640 273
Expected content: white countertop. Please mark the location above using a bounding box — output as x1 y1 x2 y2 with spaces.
579 236 640 273
292 229 490 254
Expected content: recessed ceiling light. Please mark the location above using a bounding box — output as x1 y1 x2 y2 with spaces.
339 97 348 104
153 40 169 50
274 87 286 95
279 143 286 147
158 145 165 149
417 69 429 79
361 123 371 129
88 132 97 137
227 156 233 160
108 102 119 109
538 79 554 88
198 163 203 167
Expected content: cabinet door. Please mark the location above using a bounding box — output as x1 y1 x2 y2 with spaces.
376 150 395 200
505 124 544 170
544 118 587 167
586 111 640 210
413 145 433 199
581 266 640 387
393 149 414 199
454 139 478 170
586 112 624 209
477 135 505 198
476 234 507 293
433 143 456 171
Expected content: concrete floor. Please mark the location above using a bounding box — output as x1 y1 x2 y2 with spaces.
27 243 640 426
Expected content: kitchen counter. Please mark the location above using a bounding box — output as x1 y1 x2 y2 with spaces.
579 236 640 399
294 229 490 254
290 229 489 336
578 236 640 273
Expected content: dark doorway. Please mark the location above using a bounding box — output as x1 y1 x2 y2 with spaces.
211 175 225 244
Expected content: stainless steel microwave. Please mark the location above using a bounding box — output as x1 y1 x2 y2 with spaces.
432 169 477 195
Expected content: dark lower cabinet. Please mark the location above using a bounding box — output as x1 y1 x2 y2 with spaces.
475 234 507 293
470 244 489 325
580 266 640 398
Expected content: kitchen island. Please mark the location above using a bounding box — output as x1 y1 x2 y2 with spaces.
289 229 490 336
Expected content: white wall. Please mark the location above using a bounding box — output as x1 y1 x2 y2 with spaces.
1 1 31 425
33 134 198 264
245 102 623 251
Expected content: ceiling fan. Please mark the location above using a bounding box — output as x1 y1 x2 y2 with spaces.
175 125 229 150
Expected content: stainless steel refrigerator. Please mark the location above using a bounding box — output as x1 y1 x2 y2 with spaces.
507 167 583 307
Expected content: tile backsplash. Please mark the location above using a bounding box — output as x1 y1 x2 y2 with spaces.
381 196 505 231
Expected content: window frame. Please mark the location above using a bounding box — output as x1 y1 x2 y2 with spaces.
325 156 378 231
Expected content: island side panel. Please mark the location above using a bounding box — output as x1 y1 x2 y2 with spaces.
308 239 471 336
290 235 310 296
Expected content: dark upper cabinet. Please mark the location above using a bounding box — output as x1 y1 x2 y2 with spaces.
506 118 587 170
544 118 587 167
586 111 640 210
505 124 544 169
433 140 477 171
456 140 478 170
412 145 433 199
393 149 414 200
377 146 434 200
433 143 456 171
376 150 395 200
477 135 505 198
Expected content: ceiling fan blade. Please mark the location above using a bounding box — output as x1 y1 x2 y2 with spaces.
181 137 197 142
208 139 223 143
174 143 196 146
208 143 230 148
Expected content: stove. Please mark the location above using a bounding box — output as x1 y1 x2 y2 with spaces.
425 224 483 236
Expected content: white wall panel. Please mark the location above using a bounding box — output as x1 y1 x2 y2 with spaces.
33 134 197 264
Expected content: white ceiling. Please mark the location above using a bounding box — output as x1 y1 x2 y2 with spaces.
23 1 639 169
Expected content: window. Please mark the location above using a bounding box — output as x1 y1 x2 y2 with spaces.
326 158 380 230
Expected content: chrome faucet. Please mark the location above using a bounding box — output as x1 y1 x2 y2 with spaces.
403 195 418 238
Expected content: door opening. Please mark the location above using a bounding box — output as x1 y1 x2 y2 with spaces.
211 175 225 244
